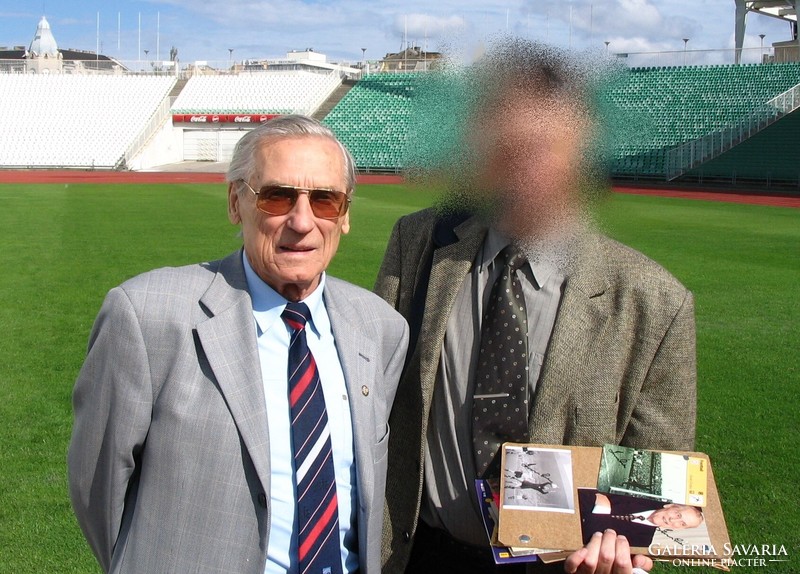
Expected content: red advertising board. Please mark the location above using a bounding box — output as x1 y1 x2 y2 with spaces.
172 114 279 124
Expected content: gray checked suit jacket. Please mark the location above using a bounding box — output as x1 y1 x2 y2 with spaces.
68 250 409 574
374 208 697 573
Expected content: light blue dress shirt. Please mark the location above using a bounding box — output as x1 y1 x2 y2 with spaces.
242 255 358 574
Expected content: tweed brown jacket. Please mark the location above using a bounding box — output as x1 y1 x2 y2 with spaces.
374 208 697 573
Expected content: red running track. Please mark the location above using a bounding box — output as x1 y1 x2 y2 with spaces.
613 184 800 208
0 170 797 208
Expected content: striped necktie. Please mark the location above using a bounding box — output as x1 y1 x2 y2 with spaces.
282 302 344 574
472 244 530 479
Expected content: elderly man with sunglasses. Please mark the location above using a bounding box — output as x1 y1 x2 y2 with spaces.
68 115 409 574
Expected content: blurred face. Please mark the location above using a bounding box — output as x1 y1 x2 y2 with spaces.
472 88 588 239
648 504 704 530
227 136 350 301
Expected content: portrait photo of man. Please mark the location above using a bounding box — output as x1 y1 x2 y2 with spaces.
577 489 708 550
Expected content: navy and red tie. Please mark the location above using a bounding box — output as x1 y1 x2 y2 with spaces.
282 302 343 574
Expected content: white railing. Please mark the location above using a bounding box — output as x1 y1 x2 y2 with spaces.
0 58 358 78
665 82 800 180
0 45 786 78
767 83 800 112
118 96 176 169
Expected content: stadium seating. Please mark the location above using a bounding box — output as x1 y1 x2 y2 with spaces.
323 64 800 176
171 71 342 115
1 62 797 179
323 73 421 171
605 62 800 177
0 74 175 168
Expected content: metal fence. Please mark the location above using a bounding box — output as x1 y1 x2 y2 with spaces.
0 45 793 77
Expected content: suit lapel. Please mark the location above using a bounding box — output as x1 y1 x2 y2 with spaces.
323 283 379 512
418 216 487 406
529 233 613 434
417 219 614 442
195 252 271 495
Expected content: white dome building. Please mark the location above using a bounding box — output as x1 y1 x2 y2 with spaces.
26 16 63 73
28 16 59 57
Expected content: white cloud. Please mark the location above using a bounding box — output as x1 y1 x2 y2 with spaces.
7 0 796 66
616 0 662 28
393 13 468 40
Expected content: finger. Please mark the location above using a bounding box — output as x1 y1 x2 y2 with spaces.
595 529 619 574
565 531 603 573
611 535 632 572
563 546 589 574
632 553 654 572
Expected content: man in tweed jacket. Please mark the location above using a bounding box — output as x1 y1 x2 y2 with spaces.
375 40 696 574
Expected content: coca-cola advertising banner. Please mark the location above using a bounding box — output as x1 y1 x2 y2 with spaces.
172 114 279 124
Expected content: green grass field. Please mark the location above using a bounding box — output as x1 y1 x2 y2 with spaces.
0 182 797 572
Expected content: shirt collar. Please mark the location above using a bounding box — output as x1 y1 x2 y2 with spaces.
241 252 328 338
480 228 560 288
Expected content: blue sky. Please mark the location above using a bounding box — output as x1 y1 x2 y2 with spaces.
0 1 793 66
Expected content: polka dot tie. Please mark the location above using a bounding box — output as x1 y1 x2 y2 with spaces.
472 244 530 479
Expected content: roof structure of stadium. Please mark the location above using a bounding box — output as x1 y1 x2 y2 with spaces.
735 1 799 63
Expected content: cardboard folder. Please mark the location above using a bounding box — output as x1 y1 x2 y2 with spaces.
496 443 730 561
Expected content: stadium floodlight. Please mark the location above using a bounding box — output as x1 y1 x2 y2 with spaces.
361 48 367 76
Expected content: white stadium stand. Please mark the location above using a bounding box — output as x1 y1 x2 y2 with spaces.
0 74 176 169
172 70 342 115
0 69 344 169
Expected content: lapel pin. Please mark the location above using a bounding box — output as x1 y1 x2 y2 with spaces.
361 385 369 396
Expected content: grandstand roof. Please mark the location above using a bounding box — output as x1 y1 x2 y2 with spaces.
0 47 115 62
745 0 798 20
735 1 798 63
